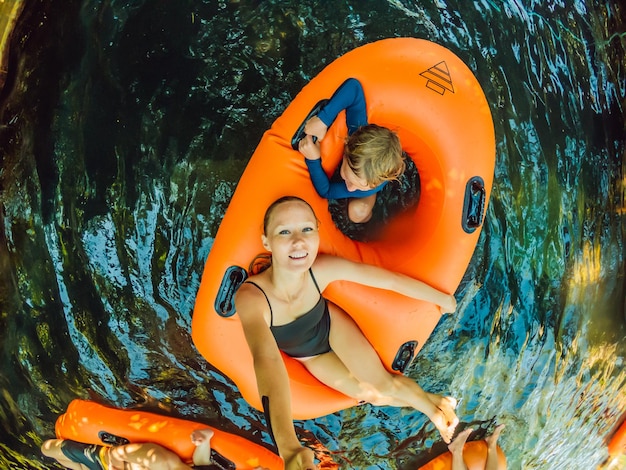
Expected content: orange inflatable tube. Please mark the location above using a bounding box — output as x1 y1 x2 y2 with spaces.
54 399 283 470
418 441 506 470
192 38 495 419
608 415 626 458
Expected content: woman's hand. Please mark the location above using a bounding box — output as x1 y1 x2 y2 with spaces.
304 116 328 141
298 134 322 160
284 446 318 470
439 294 456 315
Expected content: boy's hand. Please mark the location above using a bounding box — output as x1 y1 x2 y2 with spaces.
298 134 321 160
304 116 328 141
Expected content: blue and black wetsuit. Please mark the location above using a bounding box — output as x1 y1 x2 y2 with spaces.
59 440 108 470
304 78 388 200
306 78 421 242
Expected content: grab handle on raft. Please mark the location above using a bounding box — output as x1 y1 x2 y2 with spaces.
392 340 418 373
210 449 237 470
98 431 130 446
215 266 248 317
462 176 486 233
290 99 330 150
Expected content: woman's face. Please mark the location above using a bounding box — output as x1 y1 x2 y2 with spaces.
262 200 320 270
340 157 373 191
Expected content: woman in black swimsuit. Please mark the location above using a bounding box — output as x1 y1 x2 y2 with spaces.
235 196 460 470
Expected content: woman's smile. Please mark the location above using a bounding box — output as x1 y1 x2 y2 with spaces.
289 251 308 260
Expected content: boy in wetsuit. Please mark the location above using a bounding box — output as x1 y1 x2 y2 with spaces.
297 78 406 225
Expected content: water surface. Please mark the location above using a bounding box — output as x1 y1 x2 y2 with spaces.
0 1 624 469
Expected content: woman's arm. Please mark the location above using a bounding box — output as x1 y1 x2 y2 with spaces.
313 254 456 313
234 285 317 470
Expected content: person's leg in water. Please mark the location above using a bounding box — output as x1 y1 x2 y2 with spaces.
108 429 214 469
301 305 458 443
109 443 187 469
448 427 473 470
484 424 505 470
41 439 103 470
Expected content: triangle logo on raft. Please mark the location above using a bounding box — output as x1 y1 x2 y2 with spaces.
419 61 455 95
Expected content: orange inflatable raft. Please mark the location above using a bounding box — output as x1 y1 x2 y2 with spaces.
54 399 283 470
418 440 506 470
607 415 626 460
192 38 495 419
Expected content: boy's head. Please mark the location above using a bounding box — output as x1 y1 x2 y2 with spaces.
343 124 405 188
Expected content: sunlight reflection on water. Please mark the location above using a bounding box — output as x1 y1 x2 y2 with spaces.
0 1 623 469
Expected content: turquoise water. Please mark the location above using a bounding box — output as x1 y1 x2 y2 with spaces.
0 1 624 469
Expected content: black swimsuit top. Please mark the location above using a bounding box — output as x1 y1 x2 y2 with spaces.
246 268 332 358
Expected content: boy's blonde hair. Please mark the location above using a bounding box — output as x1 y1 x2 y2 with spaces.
344 124 405 186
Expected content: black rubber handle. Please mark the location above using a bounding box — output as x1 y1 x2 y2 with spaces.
98 431 130 446
290 99 329 150
462 176 486 233
210 449 237 470
215 265 248 317
392 340 418 373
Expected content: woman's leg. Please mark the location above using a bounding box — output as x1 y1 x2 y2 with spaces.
347 194 376 223
303 305 458 442
109 442 191 470
448 428 472 470
484 424 505 470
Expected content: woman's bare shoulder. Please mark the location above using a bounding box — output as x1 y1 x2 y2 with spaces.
315 253 362 271
312 254 360 286
235 281 269 320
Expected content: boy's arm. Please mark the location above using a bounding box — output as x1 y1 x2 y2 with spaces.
317 78 368 134
304 157 354 200
301 143 386 200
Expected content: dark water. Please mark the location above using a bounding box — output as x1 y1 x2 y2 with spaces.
0 1 624 469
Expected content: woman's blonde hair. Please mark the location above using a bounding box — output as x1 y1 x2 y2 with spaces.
344 124 405 186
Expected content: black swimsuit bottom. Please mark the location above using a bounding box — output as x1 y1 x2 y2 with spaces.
247 268 332 357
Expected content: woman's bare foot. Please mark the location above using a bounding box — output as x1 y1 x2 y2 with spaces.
427 394 459 428
428 407 458 443
485 423 505 449
448 427 473 455
191 429 214 466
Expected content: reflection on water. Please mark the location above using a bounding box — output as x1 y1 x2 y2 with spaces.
0 1 624 469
